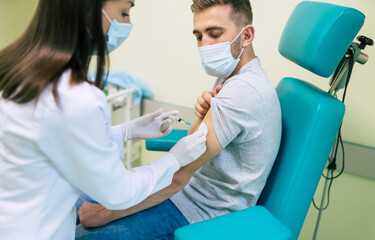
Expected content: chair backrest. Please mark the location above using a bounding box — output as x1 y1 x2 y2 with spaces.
257 2 365 239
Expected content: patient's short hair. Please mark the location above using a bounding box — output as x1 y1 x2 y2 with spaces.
191 0 253 26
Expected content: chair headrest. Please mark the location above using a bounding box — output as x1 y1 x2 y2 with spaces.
279 1 365 78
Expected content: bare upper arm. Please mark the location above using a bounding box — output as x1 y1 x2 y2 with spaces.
179 108 223 177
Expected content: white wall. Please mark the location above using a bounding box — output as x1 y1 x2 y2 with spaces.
299 172 375 240
109 0 214 110
0 0 37 49
110 0 375 148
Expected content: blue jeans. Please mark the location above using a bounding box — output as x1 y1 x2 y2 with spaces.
75 194 189 240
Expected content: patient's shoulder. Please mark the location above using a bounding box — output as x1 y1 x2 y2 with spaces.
214 78 264 112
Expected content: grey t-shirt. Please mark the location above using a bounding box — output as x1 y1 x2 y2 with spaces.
170 57 282 223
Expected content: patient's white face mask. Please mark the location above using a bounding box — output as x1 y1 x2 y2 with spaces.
199 28 245 78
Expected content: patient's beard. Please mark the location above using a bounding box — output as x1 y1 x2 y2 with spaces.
231 34 243 60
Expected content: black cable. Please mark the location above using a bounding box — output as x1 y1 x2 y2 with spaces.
313 170 334 210
325 48 354 179
322 131 345 179
313 47 354 211
329 133 345 179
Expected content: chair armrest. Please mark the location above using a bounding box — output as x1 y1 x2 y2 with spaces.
174 206 291 240
145 129 188 151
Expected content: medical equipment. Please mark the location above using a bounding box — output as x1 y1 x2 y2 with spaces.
106 88 142 168
313 34 373 240
328 35 373 95
175 117 192 126
103 71 154 105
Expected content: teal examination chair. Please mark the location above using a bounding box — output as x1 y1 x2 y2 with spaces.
146 1 366 239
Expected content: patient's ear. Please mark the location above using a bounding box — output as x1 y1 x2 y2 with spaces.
242 25 255 48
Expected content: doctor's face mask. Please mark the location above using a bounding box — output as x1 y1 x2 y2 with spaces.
102 9 133 53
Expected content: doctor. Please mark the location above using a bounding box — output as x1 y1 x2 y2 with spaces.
0 0 207 239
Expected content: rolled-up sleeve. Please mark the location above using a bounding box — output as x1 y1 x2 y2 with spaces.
210 79 264 148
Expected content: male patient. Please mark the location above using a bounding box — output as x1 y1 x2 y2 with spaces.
75 0 281 239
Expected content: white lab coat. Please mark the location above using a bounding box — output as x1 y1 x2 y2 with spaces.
0 70 179 240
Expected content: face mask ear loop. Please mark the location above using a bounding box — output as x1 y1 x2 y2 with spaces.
236 47 245 60
230 27 245 45
102 9 113 24
231 28 245 60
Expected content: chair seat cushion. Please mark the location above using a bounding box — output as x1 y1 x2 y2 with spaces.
174 206 291 240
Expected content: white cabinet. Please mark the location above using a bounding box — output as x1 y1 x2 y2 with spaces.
106 88 141 169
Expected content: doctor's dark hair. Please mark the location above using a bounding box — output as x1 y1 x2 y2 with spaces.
191 0 253 26
0 0 109 105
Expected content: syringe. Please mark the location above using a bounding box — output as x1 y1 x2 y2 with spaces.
174 117 192 126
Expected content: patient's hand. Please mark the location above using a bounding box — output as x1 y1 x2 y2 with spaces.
195 85 222 119
77 202 113 228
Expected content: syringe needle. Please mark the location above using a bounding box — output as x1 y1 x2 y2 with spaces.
175 117 192 126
